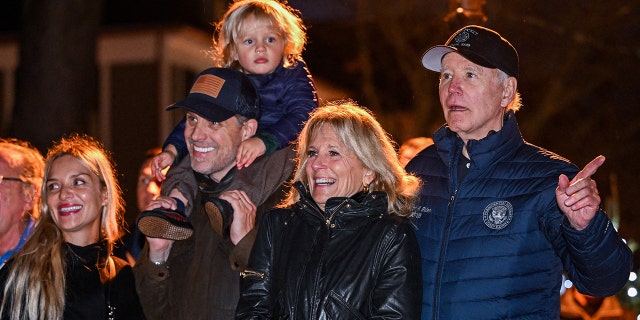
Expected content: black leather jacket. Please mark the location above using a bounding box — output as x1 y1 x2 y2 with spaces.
236 182 422 319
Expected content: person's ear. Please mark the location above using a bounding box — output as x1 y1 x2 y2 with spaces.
241 119 258 140
500 77 517 108
101 187 109 207
21 186 36 212
363 170 375 186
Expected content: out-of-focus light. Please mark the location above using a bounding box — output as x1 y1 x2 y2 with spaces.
627 287 637 297
629 272 637 281
444 0 488 29
564 279 573 288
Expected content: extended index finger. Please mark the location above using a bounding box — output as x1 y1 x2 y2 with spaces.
571 155 605 183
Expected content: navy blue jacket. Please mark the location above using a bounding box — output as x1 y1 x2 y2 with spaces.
406 111 632 319
164 60 317 161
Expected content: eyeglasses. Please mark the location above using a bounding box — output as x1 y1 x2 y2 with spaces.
0 175 26 185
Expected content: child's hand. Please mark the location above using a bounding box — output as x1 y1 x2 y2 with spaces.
151 150 176 181
236 137 266 169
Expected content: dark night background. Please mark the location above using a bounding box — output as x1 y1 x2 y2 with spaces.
0 0 639 303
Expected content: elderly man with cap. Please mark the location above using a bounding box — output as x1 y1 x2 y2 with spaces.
133 68 294 320
0 138 44 269
406 25 632 319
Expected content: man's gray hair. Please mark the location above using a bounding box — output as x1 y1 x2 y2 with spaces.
498 69 522 112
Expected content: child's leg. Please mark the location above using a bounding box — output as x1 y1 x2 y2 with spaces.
138 155 196 240
168 188 189 211
161 155 197 217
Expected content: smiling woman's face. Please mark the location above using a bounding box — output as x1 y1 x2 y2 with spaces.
46 155 107 246
304 124 373 211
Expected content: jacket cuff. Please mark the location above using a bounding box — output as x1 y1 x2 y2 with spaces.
137 255 171 282
562 209 612 251
133 248 171 320
255 131 279 155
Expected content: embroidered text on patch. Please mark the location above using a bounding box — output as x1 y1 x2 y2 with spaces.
410 205 431 219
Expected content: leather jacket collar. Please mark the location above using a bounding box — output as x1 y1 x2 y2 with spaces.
292 181 389 229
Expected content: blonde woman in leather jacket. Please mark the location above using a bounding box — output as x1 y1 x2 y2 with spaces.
236 100 423 319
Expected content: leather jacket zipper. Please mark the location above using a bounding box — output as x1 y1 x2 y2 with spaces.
240 270 265 279
324 199 349 228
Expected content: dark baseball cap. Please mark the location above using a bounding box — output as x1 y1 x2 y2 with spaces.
166 67 260 122
421 25 519 78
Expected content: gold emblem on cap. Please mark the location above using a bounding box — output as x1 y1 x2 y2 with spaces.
190 74 225 98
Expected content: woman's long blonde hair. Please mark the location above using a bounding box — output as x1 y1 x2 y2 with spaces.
211 0 307 69
0 134 124 320
284 100 421 216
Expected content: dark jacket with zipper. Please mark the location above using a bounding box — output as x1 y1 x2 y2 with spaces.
236 182 423 319
406 111 632 319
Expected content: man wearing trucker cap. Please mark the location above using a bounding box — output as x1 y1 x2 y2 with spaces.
406 25 632 319
134 68 293 320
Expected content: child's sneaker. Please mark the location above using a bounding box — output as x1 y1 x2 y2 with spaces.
137 198 193 240
204 198 233 237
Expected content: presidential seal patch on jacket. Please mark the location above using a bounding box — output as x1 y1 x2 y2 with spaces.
483 201 513 230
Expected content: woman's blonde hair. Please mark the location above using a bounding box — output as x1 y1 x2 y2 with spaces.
0 134 124 320
284 100 421 216
211 0 307 69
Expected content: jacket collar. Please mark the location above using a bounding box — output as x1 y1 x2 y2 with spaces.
433 110 525 171
246 62 285 86
195 167 236 196
65 240 109 269
293 181 388 228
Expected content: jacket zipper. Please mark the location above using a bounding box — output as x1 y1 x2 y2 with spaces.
434 144 464 320
433 191 456 320
324 199 349 228
240 270 265 279
308 199 348 318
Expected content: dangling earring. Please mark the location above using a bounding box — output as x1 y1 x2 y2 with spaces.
100 205 107 238
363 171 374 193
